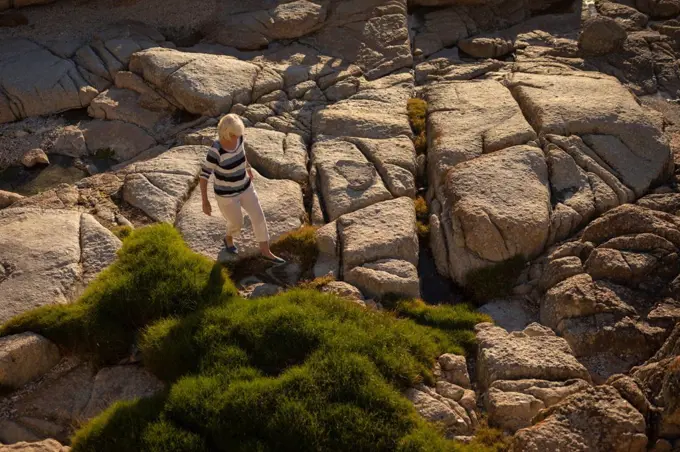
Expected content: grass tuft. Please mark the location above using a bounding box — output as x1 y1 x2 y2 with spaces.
271 225 319 273
465 255 527 303
298 274 336 290
415 196 430 244
408 98 428 155
111 225 133 241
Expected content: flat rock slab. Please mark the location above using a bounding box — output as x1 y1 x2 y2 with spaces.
244 128 308 184
0 39 97 124
119 145 206 223
476 322 591 390
512 386 648 452
129 48 259 116
0 209 120 324
0 440 70 451
508 71 672 197
176 169 305 260
478 298 538 332
425 79 537 195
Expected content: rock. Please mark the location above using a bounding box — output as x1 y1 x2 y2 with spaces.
437 354 471 388
177 169 305 260
444 145 551 285
87 88 173 135
512 386 648 452
0 209 120 324
337 197 418 273
0 39 97 124
579 15 627 55
478 298 538 332
119 145 205 223
21 149 49 168
241 282 283 299
130 48 259 116
487 379 591 432
405 387 472 436
80 366 164 419
636 0 680 19
0 333 60 389
320 281 364 304
608 375 652 416
53 120 156 162
243 128 308 184
0 440 70 451
346 258 420 300
0 190 23 209
476 322 591 390
508 72 672 199
0 361 162 444
597 2 649 31
459 36 514 58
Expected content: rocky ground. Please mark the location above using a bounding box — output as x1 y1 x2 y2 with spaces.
1 0 680 450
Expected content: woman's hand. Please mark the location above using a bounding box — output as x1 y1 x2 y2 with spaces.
247 167 253 179
202 199 212 216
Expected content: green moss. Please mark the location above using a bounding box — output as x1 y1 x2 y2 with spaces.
465 255 527 303
1 224 238 363
298 274 335 290
111 225 133 241
408 98 428 156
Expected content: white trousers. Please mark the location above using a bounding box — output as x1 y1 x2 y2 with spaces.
215 184 270 243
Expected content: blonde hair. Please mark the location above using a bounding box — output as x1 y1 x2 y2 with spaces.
217 114 245 141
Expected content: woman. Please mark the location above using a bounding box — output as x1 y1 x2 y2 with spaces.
199 114 285 264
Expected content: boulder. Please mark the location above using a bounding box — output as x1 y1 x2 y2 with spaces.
0 333 60 389
437 354 471 389
130 48 259 117
20 149 49 168
0 209 120 324
405 386 473 436
512 386 648 452
579 15 628 55
87 88 174 135
177 169 305 260
476 322 591 390
320 281 364 304
444 146 551 285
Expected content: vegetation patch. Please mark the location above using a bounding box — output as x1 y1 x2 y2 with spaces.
408 98 428 156
2 224 496 451
111 225 133 241
415 196 430 244
298 274 336 290
465 255 527 303
0 224 237 363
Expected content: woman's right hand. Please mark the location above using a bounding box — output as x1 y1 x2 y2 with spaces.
202 199 212 216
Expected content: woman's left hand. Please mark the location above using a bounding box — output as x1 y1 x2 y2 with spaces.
247 167 253 179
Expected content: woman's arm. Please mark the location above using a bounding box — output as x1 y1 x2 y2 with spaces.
200 147 219 215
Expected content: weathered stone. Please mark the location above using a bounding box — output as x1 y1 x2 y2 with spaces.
476 322 591 390
512 386 648 452
320 281 364 304
0 439 70 451
242 128 308 184
0 333 60 389
478 298 538 332
0 190 23 209
405 387 471 436
579 15 627 55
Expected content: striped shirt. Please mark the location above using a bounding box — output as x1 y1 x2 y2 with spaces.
200 138 251 197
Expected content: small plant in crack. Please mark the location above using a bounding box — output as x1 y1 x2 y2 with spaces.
407 98 428 156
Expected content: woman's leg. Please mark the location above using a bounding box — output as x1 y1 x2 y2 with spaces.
215 195 243 246
239 186 279 258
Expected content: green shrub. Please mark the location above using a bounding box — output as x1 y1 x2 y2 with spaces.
111 225 133 241
73 289 486 451
408 98 428 155
465 255 527 303
271 225 319 271
1 224 238 363
298 274 335 290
